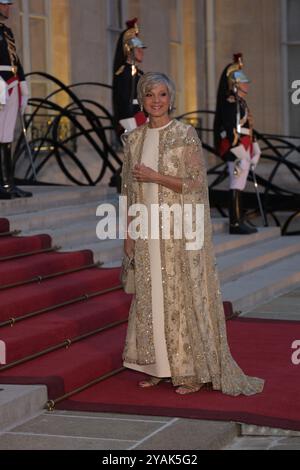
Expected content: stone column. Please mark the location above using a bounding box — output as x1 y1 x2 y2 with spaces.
69 0 110 110
51 0 71 101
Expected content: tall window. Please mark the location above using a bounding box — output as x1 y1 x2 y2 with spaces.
282 0 300 135
17 0 51 98
107 0 128 85
169 0 184 114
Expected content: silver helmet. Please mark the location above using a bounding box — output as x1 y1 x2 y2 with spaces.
0 0 13 19
123 20 146 57
227 53 251 92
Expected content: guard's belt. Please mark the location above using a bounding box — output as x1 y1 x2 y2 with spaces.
221 128 251 138
0 65 17 73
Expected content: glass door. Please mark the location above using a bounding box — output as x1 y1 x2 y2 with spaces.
17 0 51 99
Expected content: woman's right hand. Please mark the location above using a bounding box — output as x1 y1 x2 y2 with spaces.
124 237 135 258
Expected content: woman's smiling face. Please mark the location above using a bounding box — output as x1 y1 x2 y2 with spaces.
143 83 171 119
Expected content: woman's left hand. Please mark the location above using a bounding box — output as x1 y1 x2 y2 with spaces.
132 164 158 183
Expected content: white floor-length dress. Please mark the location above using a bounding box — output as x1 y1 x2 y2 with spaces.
123 121 173 377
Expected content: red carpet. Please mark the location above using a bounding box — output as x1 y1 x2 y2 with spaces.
1 293 131 364
0 217 299 431
58 319 300 432
0 234 51 259
0 218 9 233
0 250 94 287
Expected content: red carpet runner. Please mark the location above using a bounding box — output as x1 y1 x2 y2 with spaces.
60 319 300 432
0 218 299 431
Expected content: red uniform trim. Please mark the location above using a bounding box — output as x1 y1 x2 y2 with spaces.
219 135 253 159
134 111 147 127
7 75 21 106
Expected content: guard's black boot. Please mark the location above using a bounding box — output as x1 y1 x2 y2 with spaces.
0 143 18 199
229 189 258 235
2 144 32 198
11 186 32 198
109 168 122 194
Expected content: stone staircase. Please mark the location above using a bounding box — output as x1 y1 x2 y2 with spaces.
1 186 300 314
1 185 300 443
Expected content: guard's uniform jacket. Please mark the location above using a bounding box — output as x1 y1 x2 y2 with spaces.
113 63 146 133
0 22 25 83
218 93 253 161
216 93 261 192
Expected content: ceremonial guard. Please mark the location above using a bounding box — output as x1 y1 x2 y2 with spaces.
0 0 31 199
112 18 147 134
110 18 147 190
214 54 261 234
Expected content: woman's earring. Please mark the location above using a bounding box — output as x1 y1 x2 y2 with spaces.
140 105 144 112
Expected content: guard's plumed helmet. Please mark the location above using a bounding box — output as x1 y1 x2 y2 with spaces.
227 53 250 92
123 18 146 57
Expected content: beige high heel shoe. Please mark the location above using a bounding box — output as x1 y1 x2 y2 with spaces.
175 383 204 395
138 376 164 388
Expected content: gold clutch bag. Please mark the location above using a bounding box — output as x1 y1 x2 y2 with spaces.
121 255 135 294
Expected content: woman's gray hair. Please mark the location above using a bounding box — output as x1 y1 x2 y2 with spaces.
137 72 176 111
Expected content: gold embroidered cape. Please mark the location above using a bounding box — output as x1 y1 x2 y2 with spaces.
121 119 264 396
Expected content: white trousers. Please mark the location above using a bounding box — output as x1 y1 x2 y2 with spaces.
227 142 261 191
0 81 19 143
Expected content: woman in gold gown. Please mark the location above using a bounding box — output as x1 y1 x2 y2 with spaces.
121 72 264 396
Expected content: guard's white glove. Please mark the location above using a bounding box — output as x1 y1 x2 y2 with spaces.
251 141 261 170
119 118 137 132
230 144 251 162
0 76 7 107
20 81 29 114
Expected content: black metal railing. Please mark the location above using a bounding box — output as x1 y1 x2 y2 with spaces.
14 72 121 186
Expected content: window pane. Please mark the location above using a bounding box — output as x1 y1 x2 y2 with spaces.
29 17 47 70
170 0 179 42
31 81 48 99
17 0 23 13
29 0 46 16
287 0 300 42
108 0 123 29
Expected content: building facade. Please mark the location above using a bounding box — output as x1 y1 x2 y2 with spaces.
8 0 300 183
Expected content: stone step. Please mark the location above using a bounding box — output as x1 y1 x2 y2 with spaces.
0 385 47 434
76 228 284 270
0 186 117 216
241 423 300 437
218 236 300 283
7 198 118 233
15 212 232 262
214 227 281 256
222 254 300 312
8 199 228 236
21 216 108 249
211 218 228 234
